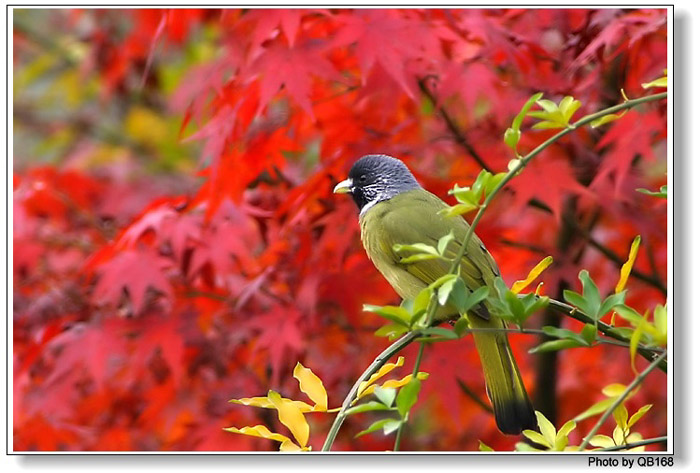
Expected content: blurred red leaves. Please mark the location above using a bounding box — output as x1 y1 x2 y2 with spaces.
13 8 667 451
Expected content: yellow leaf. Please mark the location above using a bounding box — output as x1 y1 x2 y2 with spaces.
293 362 328 411
231 396 314 413
224 424 292 445
642 75 668 89
280 439 310 452
615 236 641 293
512 256 554 294
268 390 310 447
601 383 627 397
359 372 429 399
357 356 405 397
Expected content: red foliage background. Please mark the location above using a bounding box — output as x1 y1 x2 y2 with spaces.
12 8 667 451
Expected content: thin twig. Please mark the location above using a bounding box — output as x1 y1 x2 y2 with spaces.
417 77 493 172
596 435 667 452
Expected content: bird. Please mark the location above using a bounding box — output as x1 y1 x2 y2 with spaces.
333 154 536 435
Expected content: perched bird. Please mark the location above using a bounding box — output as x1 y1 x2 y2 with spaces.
333 154 536 435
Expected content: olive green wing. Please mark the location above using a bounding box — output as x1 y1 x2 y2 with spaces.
378 189 500 318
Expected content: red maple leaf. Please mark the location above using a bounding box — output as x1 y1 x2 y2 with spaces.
92 247 174 314
243 38 342 117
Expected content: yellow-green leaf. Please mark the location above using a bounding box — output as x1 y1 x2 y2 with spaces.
438 202 479 218
293 362 328 411
602 383 627 397
613 404 629 430
268 390 309 447
554 419 577 451
478 440 494 451
615 236 641 293
628 404 653 429
589 434 616 448
642 75 667 89
535 411 557 447
522 429 550 448
512 256 553 294
591 112 625 128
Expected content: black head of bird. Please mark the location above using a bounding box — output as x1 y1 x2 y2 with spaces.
333 154 537 435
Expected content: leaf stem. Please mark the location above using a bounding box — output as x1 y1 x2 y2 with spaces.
577 351 667 451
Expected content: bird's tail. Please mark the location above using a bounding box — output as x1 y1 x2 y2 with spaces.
468 314 537 435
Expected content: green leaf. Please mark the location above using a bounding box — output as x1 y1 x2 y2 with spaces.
409 287 433 327
438 276 458 306
374 323 409 340
580 270 602 317
429 274 458 292
363 304 411 327
393 242 439 256
344 401 395 416
504 127 521 150
483 172 507 198
453 316 470 337
636 184 667 198
512 92 544 131
541 326 589 346
396 378 421 418
562 290 588 314
355 418 397 438
438 202 479 217
580 324 598 345
418 327 459 341
398 253 445 264
437 230 455 256
600 291 626 318
382 419 403 435
373 386 397 408
458 285 490 315
613 304 644 325
529 339 585 354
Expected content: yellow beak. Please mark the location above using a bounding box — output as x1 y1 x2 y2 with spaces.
333 178 353 194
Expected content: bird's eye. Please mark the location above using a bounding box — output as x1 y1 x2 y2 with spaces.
359 174 368 183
